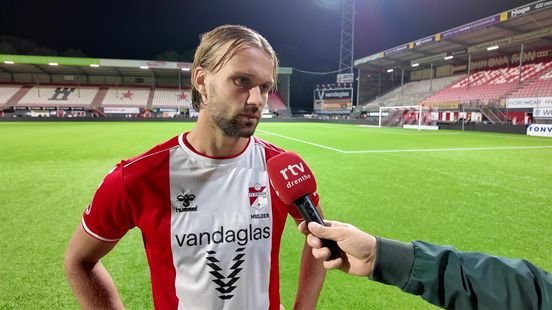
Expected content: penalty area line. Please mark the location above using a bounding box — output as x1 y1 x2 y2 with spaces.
345 145 552 154
257 130 552 154
257 130 347 153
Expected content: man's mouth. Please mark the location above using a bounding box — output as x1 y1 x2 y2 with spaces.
239 114 259 120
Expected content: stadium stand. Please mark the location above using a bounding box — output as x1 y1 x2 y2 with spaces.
152 89 192 109
91 87 108 108
1 84 286 114
6 85 32 107
509 68 552 98
101 87 150 107
0 85 21 106
267 92 287 112
351 2 552 129
146 90 155 109
17 86 98 108
0 53 293 119
424 61 552 105
363 75 463 108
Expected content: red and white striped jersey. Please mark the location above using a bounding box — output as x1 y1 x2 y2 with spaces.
82 132 319 310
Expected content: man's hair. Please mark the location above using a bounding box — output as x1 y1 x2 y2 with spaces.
190 24 279 111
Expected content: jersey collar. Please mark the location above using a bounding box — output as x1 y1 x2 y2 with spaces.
178 132 252 163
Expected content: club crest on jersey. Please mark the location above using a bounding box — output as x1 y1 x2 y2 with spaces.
175 193 197 213
248 183 268 210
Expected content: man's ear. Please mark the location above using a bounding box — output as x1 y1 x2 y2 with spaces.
193 66 208 103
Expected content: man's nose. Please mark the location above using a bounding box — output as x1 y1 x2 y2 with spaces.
247 86 264 107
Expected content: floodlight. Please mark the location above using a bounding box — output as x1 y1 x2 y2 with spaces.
4 61 14 64
386 68 394 73
140 66 149 70
48 62 59 66
90 64 100 68
411 63 420 67
487 45 499 51
444 56 453 60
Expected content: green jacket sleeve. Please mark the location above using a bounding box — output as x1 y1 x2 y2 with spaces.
370 238 552 309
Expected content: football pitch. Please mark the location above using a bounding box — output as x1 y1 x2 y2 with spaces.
1 121 551 309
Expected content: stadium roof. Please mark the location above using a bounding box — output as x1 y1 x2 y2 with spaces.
354 0 552 71
0 54 292 81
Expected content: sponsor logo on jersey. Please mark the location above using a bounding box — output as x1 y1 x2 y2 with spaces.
250 213 269 220
175 193 197 213
205 247 245 300
174 224 271 247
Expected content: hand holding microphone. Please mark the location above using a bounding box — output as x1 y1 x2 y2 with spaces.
299 221 377 276
267 152 341 260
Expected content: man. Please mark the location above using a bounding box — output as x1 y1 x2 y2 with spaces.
300 220 552 309
65 25 327 310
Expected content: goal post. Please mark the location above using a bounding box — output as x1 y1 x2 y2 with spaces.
378 105 436 130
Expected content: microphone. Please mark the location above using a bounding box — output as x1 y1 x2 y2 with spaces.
267 151 340 260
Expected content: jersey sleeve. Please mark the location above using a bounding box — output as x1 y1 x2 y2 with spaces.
81 164 135 242
287 191 321 222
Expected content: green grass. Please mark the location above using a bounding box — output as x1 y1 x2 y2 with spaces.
1 121 551 309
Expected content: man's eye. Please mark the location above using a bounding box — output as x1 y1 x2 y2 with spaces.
235 77 250 86
260 85 270 94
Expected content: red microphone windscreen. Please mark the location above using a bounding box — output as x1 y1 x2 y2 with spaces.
267 152 317 205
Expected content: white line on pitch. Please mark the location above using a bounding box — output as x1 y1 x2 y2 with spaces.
257 130 347 153
344 145 552 154
357 126 462 135
258 130 552 154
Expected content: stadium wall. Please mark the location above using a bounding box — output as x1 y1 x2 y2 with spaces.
438 122 527 134
0 116 530 134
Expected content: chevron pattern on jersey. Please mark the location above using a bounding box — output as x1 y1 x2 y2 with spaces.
206 247 246 300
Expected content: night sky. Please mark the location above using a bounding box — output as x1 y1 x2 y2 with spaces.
0 0 535 111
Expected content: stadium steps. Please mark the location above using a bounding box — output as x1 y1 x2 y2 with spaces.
490 105 508 121
479 105 504 124
91 87 108 108
146 88 154 110
5 85 32 107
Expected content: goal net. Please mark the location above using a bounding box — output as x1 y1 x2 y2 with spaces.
378 105 436 130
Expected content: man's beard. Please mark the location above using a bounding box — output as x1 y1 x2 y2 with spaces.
208 85 260 138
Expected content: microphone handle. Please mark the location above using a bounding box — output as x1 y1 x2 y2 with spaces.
293 196 341 260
